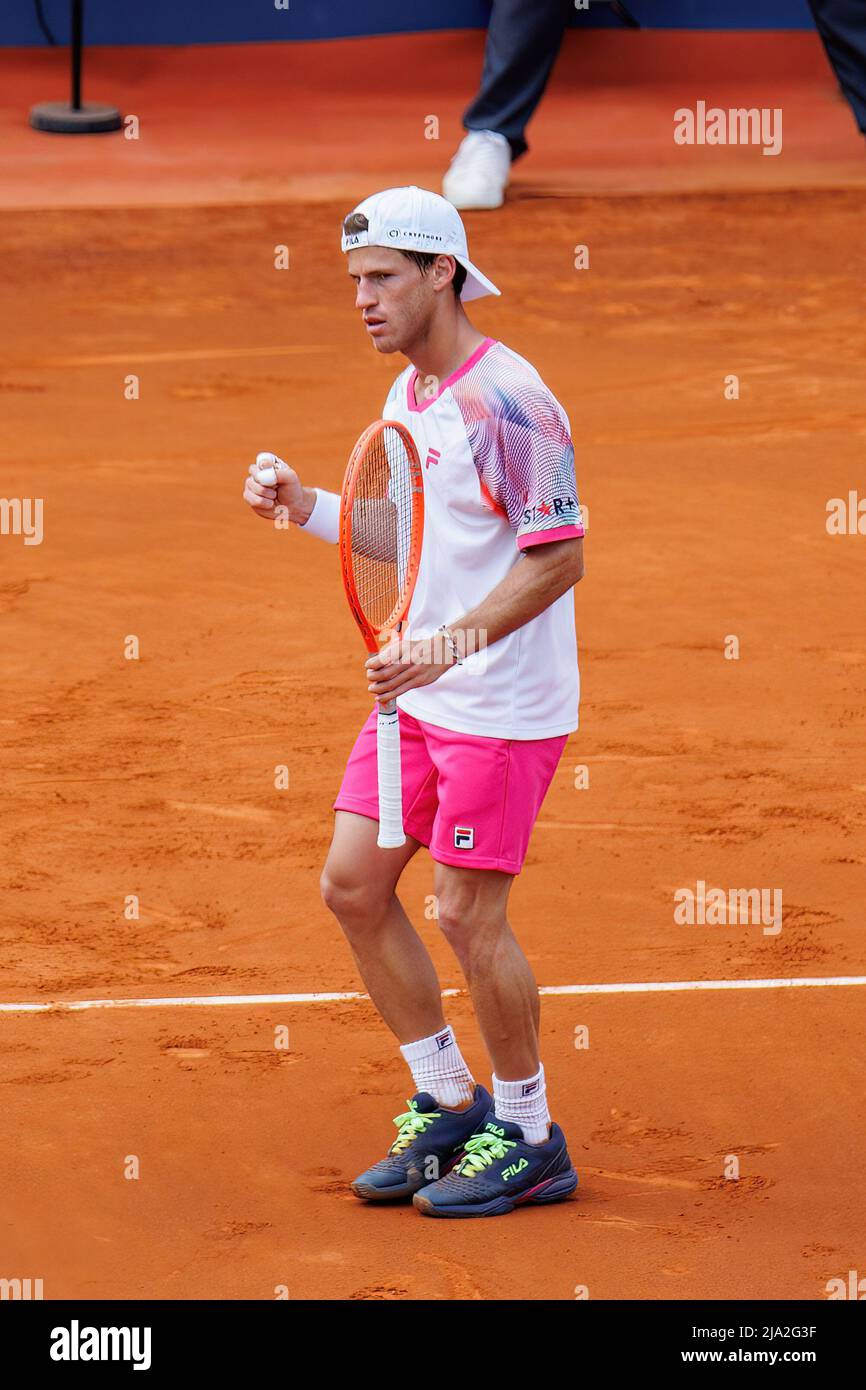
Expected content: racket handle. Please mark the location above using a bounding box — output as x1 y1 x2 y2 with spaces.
376 699 405 849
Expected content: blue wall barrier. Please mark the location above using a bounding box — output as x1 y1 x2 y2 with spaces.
5 0 815 48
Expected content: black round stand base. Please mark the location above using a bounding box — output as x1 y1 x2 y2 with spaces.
29 101 122 134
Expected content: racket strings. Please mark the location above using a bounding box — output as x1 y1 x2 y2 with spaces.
349 427 414 631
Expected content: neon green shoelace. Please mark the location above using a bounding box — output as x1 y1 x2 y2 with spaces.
455 1132 517 1177
389 1100 441 1155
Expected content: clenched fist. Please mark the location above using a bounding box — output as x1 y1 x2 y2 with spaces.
242 452 316 524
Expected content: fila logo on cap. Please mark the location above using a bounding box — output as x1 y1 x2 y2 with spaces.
453 826 474 849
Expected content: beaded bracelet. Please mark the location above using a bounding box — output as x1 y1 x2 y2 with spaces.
437 624 464 666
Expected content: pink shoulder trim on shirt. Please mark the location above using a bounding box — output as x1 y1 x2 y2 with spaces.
406 336 497 413
518 524 584 551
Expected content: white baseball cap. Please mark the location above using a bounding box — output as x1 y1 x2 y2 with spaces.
340 185 501 303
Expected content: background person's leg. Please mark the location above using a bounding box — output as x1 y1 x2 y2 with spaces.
462 0 573 161
808 0 866 135
443 0 572 208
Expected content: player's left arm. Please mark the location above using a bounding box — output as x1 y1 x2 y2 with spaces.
450 532 584 648
366 536 583 700
367 538 584 700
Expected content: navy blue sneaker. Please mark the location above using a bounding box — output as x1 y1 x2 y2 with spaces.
350 1085 493 1203
413 1113 578 1217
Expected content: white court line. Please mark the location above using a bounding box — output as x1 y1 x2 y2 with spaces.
1 975 865 1014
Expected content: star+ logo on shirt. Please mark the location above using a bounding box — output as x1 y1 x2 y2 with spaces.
521 495 577 525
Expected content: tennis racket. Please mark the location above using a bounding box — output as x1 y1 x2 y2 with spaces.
339 420 424 849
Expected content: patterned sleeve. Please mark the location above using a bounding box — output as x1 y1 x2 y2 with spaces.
468 381 584 551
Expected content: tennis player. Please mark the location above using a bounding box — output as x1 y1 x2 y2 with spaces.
242 186 585 1218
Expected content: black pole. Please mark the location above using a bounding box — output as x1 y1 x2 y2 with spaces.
71 0 83 110
30 0 122 133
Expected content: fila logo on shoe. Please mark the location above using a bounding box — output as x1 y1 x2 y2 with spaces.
501 1159 529 1182
484 1122 505 1138
454 825 474 849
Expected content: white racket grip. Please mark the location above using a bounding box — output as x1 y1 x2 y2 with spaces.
376 701 405 848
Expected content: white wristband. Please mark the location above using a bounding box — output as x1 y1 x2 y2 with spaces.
299 488 340 544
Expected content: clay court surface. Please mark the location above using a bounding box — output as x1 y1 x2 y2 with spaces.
1 31 865 1300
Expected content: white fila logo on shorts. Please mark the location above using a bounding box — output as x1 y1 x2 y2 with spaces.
453 826 474 849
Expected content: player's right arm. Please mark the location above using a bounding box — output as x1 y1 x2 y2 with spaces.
242 454 340 542
244 383 400 538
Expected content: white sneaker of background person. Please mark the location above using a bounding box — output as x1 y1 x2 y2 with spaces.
442 129 512 211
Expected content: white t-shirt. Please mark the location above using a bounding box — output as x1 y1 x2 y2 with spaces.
302 337 584 738
382 336 584 740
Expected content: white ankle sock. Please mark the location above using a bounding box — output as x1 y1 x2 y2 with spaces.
493 1064 551 1144
399 1026 476 1108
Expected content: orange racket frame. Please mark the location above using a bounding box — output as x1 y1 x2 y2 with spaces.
339 420 425 848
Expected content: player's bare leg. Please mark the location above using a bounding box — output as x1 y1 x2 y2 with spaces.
320 810 446 1044
433 860 540 1081
326 814 489 1201
414 861 578 1214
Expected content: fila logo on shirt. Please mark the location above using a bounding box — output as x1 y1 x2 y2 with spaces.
453 825 475 849
521 495 577 524
425 447 441 470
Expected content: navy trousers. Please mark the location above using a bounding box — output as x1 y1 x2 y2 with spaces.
462 0 573 161
463 3 866 159
809 1 866 134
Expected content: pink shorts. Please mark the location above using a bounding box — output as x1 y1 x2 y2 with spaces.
333 706 568 875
